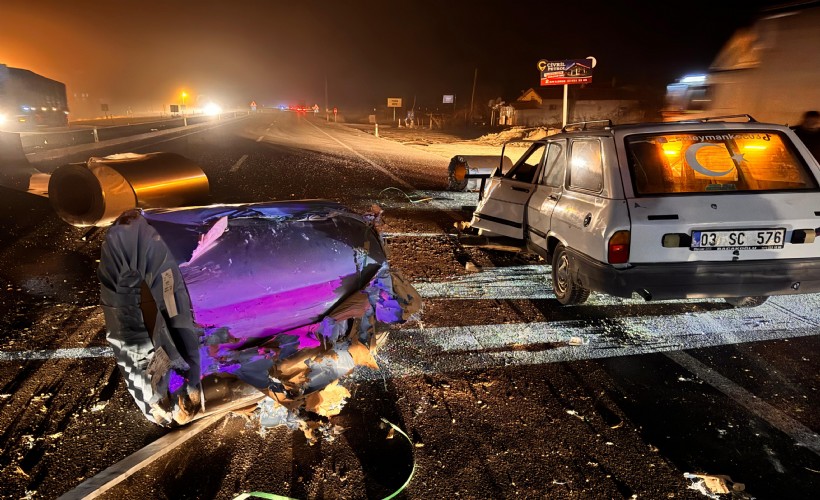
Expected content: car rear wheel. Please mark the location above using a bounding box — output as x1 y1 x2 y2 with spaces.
724 296 769 308
552 244 590 305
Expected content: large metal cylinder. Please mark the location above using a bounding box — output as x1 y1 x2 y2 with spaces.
447 155 512 191
48 152 210 227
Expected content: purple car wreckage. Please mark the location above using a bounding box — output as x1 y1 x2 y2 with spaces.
98 200 420 434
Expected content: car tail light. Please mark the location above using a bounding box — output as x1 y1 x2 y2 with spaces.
608 230 630 264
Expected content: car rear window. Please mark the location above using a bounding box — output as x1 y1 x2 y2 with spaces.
625 131 817 195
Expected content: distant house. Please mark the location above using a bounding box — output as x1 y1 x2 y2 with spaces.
508 87 645 127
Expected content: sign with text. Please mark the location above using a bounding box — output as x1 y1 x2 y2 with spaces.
387 98 402 107
539 58 594 86
443 94 454 104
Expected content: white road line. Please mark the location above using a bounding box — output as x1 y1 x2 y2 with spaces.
0 346 113 362
256 135 264 142
666 350 820 456
382 232 449 238
304 119 415 190
375 191 479 212
359 305 819 382
133 119 247 151
414 265 552 299
229 154 249 173
58 395 263 500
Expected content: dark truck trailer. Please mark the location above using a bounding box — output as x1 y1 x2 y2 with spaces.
0 64 69 131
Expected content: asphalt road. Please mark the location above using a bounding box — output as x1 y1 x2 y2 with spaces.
1 111 819 499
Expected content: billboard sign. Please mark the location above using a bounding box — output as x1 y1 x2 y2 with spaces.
539 58 595 86
387 98 402 107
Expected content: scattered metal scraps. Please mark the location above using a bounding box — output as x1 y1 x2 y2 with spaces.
98 200 421 434
684 472 750 499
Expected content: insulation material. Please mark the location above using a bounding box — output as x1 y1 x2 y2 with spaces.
98 200 420 428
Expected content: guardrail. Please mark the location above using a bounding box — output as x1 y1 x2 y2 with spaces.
17 111 249 153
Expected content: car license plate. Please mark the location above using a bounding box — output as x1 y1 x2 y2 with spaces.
691 229 785 251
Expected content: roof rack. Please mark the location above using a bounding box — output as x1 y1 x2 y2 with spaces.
562 119 612 132
698 114 757 123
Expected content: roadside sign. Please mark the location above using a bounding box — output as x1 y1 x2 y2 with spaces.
443 95 454 104
101 103 109 112
170 104 179 113
250 100 257 111
539 58 595 86
387 98 402 108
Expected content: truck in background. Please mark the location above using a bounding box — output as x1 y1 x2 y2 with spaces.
0 64 69 131
664 2 820 126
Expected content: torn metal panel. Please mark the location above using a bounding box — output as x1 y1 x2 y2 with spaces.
447 155 511 191
98 201 420 428
49 152 209 227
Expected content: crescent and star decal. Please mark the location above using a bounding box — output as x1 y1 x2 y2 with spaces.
684 142 745 177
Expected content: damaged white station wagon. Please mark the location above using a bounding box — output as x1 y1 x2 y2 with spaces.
470 116 820 307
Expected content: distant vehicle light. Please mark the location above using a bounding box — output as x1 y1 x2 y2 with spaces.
41 106 47 111
680 74 707 85
0 113 6 125
203 102 223 116
51 107 57 111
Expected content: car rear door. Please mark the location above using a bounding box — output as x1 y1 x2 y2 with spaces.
471 142 546 239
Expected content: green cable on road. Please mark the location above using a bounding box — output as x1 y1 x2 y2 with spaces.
233 417 416 500
233 492 295 500
379 417 417 500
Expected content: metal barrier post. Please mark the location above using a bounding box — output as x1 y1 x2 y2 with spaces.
93 128 99 143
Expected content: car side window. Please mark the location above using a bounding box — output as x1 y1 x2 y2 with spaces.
568 139 603 192
505 143 545 183
541 141 566 187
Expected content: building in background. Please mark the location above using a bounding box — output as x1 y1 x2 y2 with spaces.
509 87 644 127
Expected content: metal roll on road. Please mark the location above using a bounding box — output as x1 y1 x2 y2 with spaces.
48 152 210 227
447 155 511 191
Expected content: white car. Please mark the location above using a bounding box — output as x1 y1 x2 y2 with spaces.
470 117 820 307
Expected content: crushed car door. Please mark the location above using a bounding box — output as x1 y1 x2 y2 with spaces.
471 142 546 239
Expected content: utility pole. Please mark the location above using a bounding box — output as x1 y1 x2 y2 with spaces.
325 75 329 122
469 67 478 126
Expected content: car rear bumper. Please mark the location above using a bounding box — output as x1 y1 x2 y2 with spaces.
567 249 820 300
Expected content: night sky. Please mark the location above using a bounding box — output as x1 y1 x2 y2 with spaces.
0 0 788 116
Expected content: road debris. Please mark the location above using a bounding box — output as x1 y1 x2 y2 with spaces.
98 201 420 434
684 472 749 499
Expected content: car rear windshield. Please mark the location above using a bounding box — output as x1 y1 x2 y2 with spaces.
625 131 817 195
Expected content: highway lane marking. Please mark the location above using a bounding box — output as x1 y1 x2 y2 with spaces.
256 135 264 142
382 232 450 238
304 119 415 190
229 154 249 172
59 395 263 500
0 346 113 362
131 118 251 152
666 350 820 456
304 120 467 221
